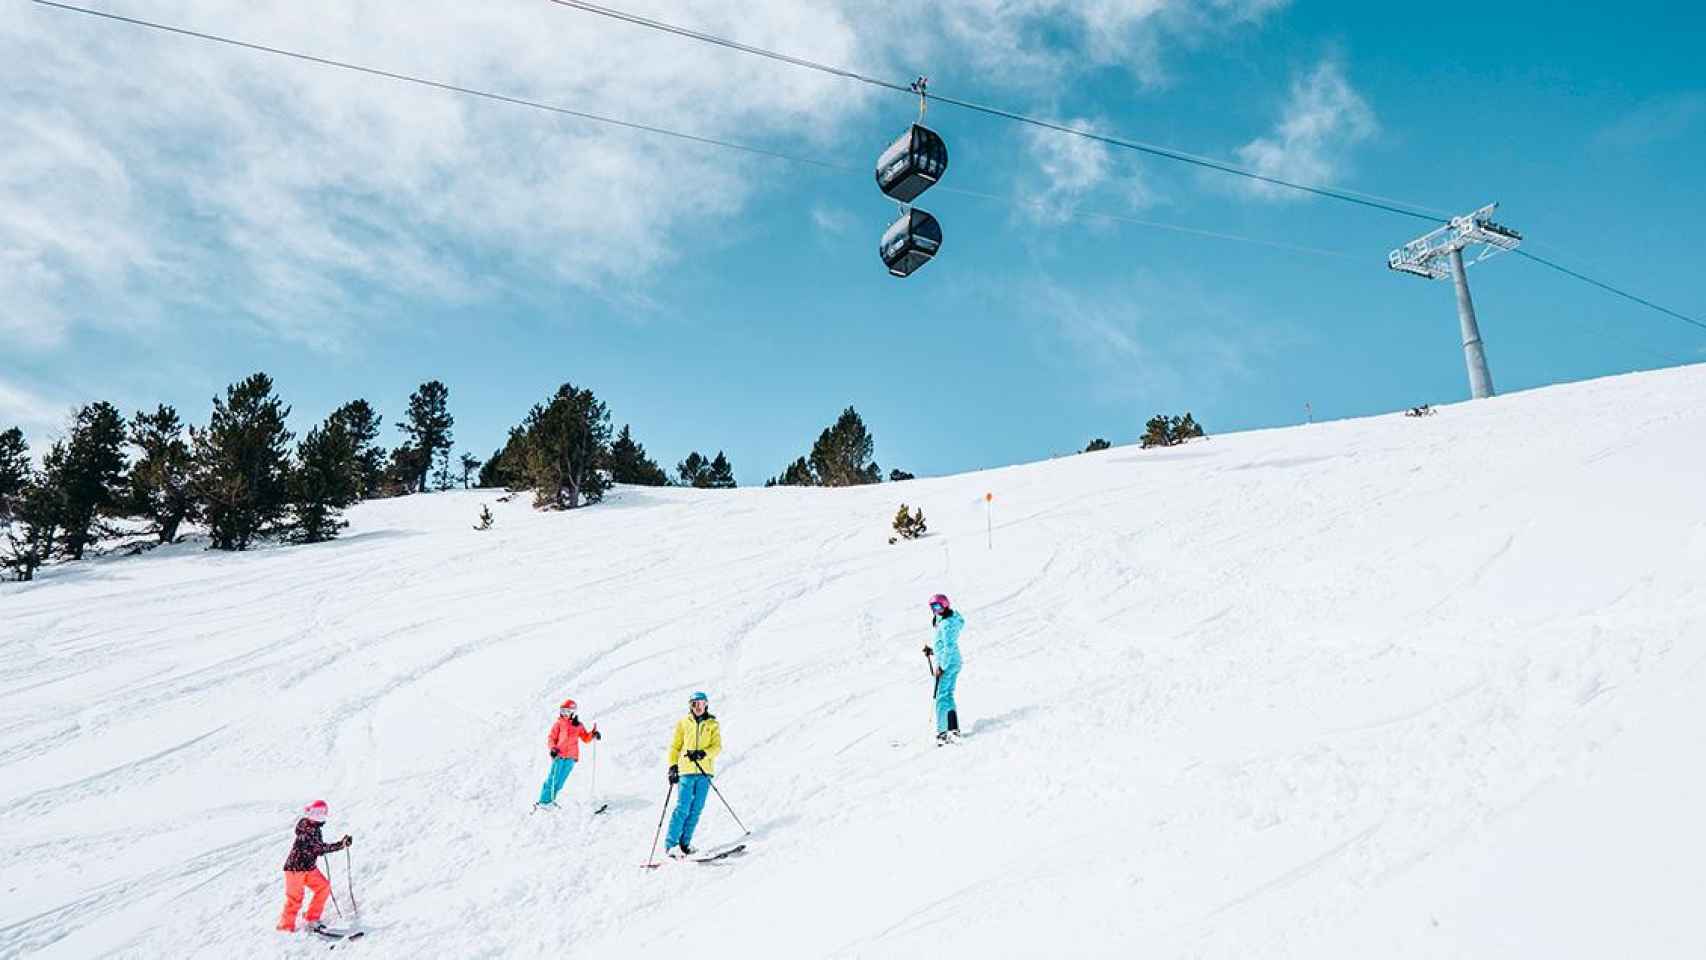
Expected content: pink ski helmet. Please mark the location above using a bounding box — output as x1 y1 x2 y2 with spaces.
929 593 950 612
304 800 329 822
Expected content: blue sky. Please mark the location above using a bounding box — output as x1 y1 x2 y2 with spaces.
4 0 1703 484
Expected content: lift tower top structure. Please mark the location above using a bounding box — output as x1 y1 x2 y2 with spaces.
1388 202 1523 400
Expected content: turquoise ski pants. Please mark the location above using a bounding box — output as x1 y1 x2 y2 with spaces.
665 774 712 849
936 667 959 733
539 757 576 804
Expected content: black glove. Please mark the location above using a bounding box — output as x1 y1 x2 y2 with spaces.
550 748 559 758
340 835 353 848
667 765 680 785
923 645 934 657
686 750 706 762
592 730 602 741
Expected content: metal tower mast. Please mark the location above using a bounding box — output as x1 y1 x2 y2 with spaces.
1388 203 1523 399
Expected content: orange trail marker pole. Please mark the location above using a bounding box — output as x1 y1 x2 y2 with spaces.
985 492 993 549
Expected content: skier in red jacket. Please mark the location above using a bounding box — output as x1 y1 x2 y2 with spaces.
537 698 600 808
277 800 351 933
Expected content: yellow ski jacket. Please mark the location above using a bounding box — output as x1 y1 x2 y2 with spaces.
667 712 722 776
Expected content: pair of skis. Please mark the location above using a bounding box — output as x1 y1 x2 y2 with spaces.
641 842 747 869
533 801 609 815
312 924 366 949
533 738 608 815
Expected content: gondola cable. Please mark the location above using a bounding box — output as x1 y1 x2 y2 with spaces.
542 0 1451 224
28 0 1361 264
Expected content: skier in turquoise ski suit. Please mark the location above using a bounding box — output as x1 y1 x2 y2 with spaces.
926 594 963 741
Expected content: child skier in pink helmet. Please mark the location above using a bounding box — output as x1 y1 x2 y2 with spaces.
277 800 351 933
538 698 600 809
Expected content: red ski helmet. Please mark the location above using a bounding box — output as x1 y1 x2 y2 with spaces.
560 698 577 714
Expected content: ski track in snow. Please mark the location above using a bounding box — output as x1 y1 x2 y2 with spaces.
3 366 1706 957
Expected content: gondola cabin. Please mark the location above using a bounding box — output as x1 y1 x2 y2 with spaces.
880 208 943 278
875 123 949 203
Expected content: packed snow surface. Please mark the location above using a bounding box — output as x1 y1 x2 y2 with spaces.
4 365 1705 959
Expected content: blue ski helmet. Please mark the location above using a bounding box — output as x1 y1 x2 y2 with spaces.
690 691 709 704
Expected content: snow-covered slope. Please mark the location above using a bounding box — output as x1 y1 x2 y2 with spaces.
4 365 1705 959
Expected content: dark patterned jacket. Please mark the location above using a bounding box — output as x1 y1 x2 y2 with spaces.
283 817 347 872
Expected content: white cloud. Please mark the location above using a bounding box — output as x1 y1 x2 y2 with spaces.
929 0 1288 89
2 0 886 352
810 204 857 236
1593 91 1706 150
1 1 1288 356
1234 57 1376 200
0 377 70 439
1017 116 1153 224
1027 275 1292 406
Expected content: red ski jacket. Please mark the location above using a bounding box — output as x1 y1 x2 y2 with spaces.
283 818 347 872
547 717 596 761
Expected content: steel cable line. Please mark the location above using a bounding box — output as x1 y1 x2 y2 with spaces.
934 185 1360 259
1512 249 1706 335
29 0 1365 262
28 0 842 169
543 0 1451 223
545 1 1706 336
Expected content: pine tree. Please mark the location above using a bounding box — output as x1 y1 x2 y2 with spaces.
706 451 736 489
129 405 197 543
1 429 54 581
677 451 710 488
54 402 129 560
1084 438 1111 453
288 414 360 543
383 444 427 496
764 457 815 487
1141 413 1207 449
888 468 915 482
328 400 385 499
458 452 483 489
0 426 28 522
2 469 58 581
513 382 612 510
476 437 517 490
1140 415 1169 449
398 380 453 494
192 373 294 551
608 425 668 486
808 407 882 487
474 504 494 530
890 503 927 541
432 449 455 491
1176 413 1204 440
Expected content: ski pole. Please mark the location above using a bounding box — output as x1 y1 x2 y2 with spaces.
345 847 359 920
321 854 347 922
928 651 941 735
690 757 751 836
646 781 676 867
590 738 598 807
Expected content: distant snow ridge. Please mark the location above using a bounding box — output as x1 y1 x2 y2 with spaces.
4 365 1705 958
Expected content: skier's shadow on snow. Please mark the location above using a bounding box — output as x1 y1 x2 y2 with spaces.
966 706 1036 737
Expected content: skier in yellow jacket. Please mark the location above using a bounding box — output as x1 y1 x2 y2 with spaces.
663 691 721 858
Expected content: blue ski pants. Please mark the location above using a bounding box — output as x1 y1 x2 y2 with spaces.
538 757 576 805
665 774 712 849
936 666 960 733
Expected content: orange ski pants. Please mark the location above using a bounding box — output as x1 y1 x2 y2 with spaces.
277 869 331 930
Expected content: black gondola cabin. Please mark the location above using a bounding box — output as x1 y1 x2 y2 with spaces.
875 124 949 203
880 208 942 278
